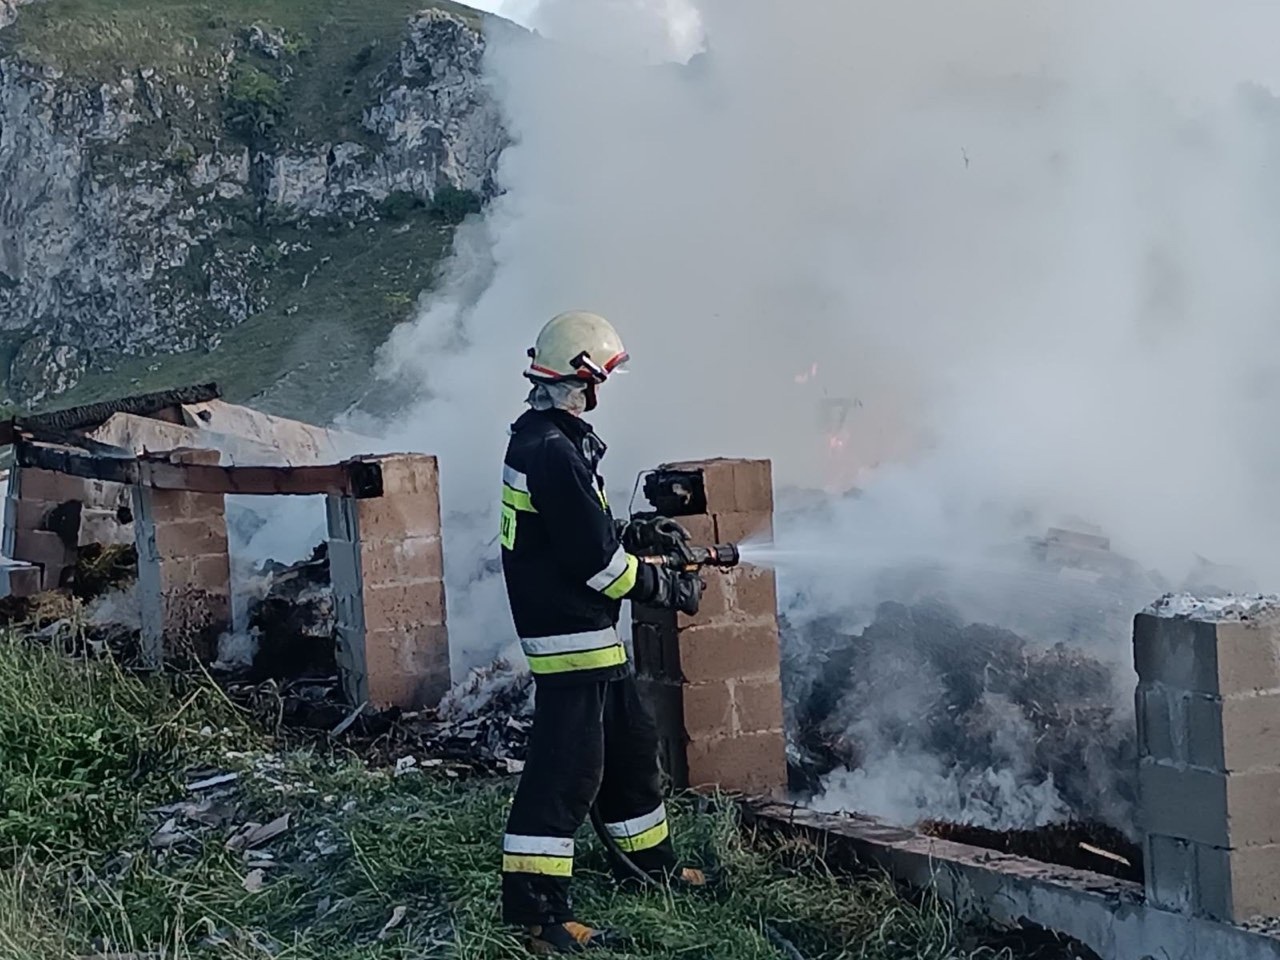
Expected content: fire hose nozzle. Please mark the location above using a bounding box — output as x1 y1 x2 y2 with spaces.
639 543 740 572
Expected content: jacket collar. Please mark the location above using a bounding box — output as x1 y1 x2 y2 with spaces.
514 408 607 470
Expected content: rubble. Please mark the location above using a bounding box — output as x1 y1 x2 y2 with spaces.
786 598 1138 835
1145 591 1280 621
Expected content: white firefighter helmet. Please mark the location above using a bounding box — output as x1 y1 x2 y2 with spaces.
525 311 629 384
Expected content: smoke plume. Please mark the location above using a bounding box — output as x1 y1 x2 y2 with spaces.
376 0 1280 827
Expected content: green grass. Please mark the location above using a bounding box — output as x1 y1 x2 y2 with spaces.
0 631 1028 960
39 214 454 424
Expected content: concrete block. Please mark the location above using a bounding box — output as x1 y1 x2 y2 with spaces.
367 454 439 497
363 624 451 709
355 494 441 540
13 528 73 570
686 729 787 795
1136 683 1180 763
733 565 778 617
1216 620 1280 697
684 459 737 512
4 565 41 598
1140 760 1280 847
733 677 785 733
361 580 446 631
1133 613 1280 696
1178 692 1280 772
1207 843 1280 923
682 681 733 737
1138 760 1227 847
678 569 733 628
151 490 225 524
18 467 93 504
665 513 716 547
153 518 228 558
1218 694 1280 771
715 511 773 546
662 458 773 515
10 498 53 532
161 554 231 593
631 615 679 680
358 536 444 584
1144 834 1196 913
731 459 774 514
677 621 781 683
78 508 132 547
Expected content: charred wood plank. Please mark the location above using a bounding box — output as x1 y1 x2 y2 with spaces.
14 442 383 498
1 384 221 441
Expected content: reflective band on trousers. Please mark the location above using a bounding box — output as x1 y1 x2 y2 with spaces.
521 627 628 675
503 834 574 877
604 803 670 853
586 546 639 600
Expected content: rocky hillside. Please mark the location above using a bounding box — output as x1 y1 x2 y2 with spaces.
0 0 504 416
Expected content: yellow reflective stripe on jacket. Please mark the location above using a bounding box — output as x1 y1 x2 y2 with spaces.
502 854 573 877
502 484 537 513
613 819 670 853
601 554 638 599
524 643 627 675
587 546 639 600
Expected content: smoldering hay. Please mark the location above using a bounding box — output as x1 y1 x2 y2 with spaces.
366 0 1280 828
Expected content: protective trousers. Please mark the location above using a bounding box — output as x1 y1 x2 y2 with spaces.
501 672 677 926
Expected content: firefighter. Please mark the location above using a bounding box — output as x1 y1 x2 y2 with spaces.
499 310 705 954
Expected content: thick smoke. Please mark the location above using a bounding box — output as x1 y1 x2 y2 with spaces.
376 1 1280 826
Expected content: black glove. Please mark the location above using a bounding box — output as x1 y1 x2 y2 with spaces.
620 515 690 556
648 567 703 616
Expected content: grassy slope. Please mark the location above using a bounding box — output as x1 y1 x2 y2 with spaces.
0 633 1024 960
46 215 453 425
2 0 486 422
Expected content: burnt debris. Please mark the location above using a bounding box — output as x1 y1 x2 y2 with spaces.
785 598 1138 835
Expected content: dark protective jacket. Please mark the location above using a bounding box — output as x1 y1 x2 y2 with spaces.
500 408 656 684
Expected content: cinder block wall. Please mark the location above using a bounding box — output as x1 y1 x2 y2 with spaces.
1134 602 1280 922
633 458 787 796
132 449 232 667
5 467 132 594
328 454 449 710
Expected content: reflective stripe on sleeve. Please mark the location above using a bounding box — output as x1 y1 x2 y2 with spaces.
502 485 536 513
503 465 530 492
520 628 628 675
502 834 574 878
587 547 639 599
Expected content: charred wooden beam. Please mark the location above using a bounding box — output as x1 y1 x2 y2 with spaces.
0 383 221 443
13 442 385 498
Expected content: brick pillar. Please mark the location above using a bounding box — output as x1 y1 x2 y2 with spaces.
133 449 231 668
633 458 787 796
327 454 449 710
1134 599 1280 922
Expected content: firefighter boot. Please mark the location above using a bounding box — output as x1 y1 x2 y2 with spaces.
526 922 622 955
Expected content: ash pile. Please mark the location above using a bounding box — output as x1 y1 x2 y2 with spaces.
781 528 1170 838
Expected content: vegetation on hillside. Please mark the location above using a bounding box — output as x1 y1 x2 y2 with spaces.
0 629 1050 960
39 214 455 425
0 0 490 421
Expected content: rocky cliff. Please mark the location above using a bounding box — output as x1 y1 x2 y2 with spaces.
0 2 504 408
